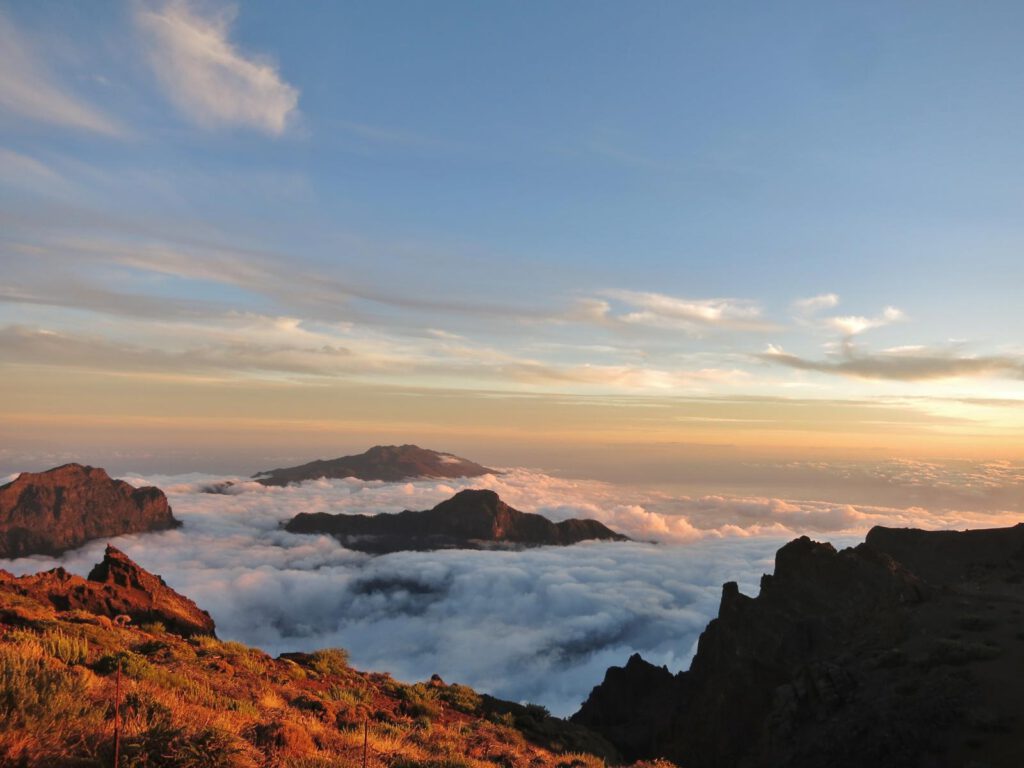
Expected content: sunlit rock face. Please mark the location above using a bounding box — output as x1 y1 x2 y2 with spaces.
0 544 215 637
0 463 180 558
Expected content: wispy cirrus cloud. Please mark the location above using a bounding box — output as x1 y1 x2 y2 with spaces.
761 342 1023 382
0 12 125 136
135 0 300 136
0 321 749 395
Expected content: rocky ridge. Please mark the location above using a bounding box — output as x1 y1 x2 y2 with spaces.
0 463 180 558
253 444 498 486
285 488 629 553
573 523 1024 768
0 544 215 637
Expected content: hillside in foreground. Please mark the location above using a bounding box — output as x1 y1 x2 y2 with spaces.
0 547 627 768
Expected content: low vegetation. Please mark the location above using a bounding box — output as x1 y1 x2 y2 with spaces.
0 592 627 768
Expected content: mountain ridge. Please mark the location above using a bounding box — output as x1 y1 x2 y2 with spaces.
573 523 1024 767
285 488 629 553
0 543 215 637
253 444 498 486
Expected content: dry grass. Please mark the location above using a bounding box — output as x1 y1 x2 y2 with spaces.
0 589 641 768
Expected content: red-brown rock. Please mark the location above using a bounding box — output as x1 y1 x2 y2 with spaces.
0 463 180 558
0 544 215 637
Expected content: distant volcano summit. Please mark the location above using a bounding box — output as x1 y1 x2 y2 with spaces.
254 444 498 486
285 488 629 553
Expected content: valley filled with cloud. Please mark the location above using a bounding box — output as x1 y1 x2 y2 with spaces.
3 465 1020 715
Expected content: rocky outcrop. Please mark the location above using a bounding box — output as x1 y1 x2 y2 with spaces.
285 489 628 553
574 524 1024 768
252 444 497 487
0 463 179 558
0 544 215 636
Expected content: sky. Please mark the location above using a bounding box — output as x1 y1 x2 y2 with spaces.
3 0 1024 487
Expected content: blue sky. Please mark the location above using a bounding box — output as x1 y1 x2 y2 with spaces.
2 0 1024 474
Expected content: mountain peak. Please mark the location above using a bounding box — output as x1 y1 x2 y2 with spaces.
2 544 214 637
254 445 498 486
285 488 628 554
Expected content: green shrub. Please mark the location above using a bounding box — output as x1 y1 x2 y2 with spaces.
0 642 105 763
122 716 245 768
309 647 350 677
436 683 482 715
42 628 88 665
392 760 472 768
396 685 441 720
94 650 154 679
324 683 369 705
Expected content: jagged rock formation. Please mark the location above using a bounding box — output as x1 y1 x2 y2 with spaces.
253 444 498 487
0 544 215 636
285 488 628 553
574 524 1024 768
0 463 180 558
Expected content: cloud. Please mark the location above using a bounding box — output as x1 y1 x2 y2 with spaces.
825 306 904 337
791 295 904 336
792 293 839 314
0 12 125 136
135 0 299 135
760 342 1023 382
0 322 751 395
3 465 1019 715
10 233 554 325
0 149 66 188
584 290 772 333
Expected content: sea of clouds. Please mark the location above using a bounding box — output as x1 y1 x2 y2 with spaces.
3 466 1020 715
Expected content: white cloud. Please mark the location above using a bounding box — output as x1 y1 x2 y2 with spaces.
587 290 770 333
2 466 1020 714
792 293 839 314
826 306 904 336
0 12 125 136
135 0 300 136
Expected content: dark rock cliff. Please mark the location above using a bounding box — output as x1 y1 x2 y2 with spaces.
254 444 497 486
574 524 1024 768
285 488 629 553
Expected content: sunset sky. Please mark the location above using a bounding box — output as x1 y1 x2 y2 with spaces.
3 1 1024 481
